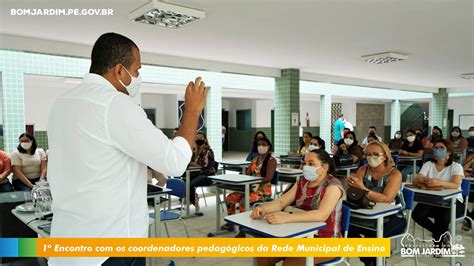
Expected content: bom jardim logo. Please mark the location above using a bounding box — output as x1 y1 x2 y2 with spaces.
400 232 465 258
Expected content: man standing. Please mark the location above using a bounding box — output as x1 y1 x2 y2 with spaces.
333 113 345 146
47 33 207 266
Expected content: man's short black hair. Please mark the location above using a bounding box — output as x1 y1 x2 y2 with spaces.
89 32 139 75
369 126 376 130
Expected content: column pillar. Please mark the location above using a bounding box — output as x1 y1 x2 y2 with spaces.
275 69 299 156
432 88 448 133
390 99 401 137
320 94 332 151
205 86 222 162
1 71 25 153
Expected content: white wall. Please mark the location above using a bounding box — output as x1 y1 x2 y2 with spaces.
140 94 163 128
300 100 320 126
255 100 273 128
222 99 231 111
448 96 474 128
140 93 179 128
227 99 253 128
24 78 74 131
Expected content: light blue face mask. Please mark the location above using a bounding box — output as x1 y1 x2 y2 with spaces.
434 148 448 159
303 165 321 181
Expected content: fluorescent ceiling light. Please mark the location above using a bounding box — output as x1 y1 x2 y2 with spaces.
460 73 474 79
362 52 408 64
129 0 205 29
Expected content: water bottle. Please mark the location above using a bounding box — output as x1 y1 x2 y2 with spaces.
32 179 52 216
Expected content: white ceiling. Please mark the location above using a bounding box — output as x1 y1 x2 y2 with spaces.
1 0 473 92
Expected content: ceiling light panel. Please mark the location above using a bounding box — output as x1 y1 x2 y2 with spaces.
130 0 205 29
362 52 408 64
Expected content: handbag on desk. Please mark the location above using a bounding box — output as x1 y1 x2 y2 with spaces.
345 187 376 209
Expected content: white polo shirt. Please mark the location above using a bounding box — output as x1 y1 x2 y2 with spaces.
47 74 192 265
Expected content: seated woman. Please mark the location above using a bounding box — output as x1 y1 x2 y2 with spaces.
462 153 474 231
424 126 443 152
297 131 313 156
467 126 474 153
347 141 406 266
412 139 465 248
449 126 468 155
11 133 47 191
254 149 344 266
186 131 216 213
338 131 363 164
246 131 268 161
463 153 474 177
399 129 424 182
388 131 404 150
308 136 326 151
415 128 429 147
366 133 378 144
222 137 277 228
334 142 354 166
0 150 13 193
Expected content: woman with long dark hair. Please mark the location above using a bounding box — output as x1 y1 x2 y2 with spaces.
11 133 47 191
246 131 268 161
186 131 216 213
223 137 276 225
255 149 344 265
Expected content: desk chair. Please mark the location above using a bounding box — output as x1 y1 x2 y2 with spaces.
149 178 189 238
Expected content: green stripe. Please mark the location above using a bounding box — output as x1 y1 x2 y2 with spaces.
18 238 37 257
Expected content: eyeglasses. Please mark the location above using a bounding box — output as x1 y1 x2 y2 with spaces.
364 153 385 159
434 146 446 150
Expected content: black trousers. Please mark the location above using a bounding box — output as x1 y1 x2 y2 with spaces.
182 172 213 206
102 257 145 266
348 214 407 266
412 201 465 241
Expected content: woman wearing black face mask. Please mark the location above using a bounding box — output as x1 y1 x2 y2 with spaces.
185 131 216 214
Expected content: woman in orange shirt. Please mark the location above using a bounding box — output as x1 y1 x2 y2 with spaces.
0 150 13 192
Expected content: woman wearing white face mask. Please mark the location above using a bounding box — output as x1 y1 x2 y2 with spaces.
308 136 325 152
347 141 406 266
412 139 464 248
338 131 363 164
399 129 424 182
449 126 467 154
11 133 47 191
253 149 344 266
222 138 277 231
467 126 474 151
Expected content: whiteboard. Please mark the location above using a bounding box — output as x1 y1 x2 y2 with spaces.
459 114 474 129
